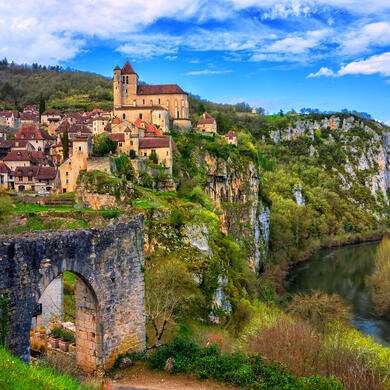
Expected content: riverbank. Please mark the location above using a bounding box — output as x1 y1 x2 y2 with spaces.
270 230 388 295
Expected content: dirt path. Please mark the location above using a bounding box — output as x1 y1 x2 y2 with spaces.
108 363 237 390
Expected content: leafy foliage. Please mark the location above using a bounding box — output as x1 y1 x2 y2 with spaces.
92 133 117 157
150 337 344 389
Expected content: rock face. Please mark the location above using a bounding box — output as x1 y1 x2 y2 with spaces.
75 170 137 210
270 115 390 207
205 154 270 271
0 218 145 372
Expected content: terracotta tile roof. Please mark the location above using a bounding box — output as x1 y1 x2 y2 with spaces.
15 125 52 140
3 150 43 162
42 110 60 115
0 110 18 118
13 166 39 177
144 123 163 137
0 139 29 149
109 133 125 142
137 84 186 95
68 124 91 134
114 65 121 71
104 123 112 132
122 61 136 74
225 130 237 139
139 137 170 149
112 117 121 124
73 134 91 141
198 118 215 125
0 162 10 173
35 166 57 180
20 112 39 121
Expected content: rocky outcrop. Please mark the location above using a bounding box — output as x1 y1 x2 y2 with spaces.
270 115 390 207
204 154 269 271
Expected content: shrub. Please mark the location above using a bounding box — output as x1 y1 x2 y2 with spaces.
92 133 117 157
170 209 184 229
61 330 75 342
138 171 153 189
286 290 352 330
51 326 62 339
149 151 158 164
368 236 390 317
150 337 344 389
129 149 136 159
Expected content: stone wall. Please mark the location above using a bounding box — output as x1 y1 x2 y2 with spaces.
87 157 115 175
0 218 145 372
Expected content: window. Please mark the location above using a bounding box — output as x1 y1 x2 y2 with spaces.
133 99 136 106
130 141 133 145
119 143 122 146
177 111 180 118
126 76 128 84
66 171 68 176
139 113 143 119
79 146 81 151
122 76 125 83
144 153 147 156
158 98 160 104
126 89 128 94
167 151 169 156
142 99 145 105
122 113 126 120
66 179 69 184
150 99 153 105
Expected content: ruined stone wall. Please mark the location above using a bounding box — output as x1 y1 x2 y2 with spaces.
0 218 145 371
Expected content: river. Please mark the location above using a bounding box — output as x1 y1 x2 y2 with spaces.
287 241 390 344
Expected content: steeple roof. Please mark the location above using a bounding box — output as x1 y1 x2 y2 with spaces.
114 65 121 71
121 61 136 74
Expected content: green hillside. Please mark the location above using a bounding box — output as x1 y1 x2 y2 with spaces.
0 60 112 112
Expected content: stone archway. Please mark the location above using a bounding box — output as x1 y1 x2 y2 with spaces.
0 218 145 372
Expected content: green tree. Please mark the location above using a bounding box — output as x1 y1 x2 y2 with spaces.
129 149 136 159
39 93 45 118
215 112 226 134
92 133 117 157
115 154 135 180
149 151 158 164
198 102 206 116
61 130 69 160
369 236 390 317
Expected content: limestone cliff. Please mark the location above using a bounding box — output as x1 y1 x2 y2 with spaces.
270 115 390 211
204 153 270 271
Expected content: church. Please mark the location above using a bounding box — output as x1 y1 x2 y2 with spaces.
113 61 191 130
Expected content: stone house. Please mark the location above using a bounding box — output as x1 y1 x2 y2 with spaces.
138 137 172 174
20 112 39 126
224 130 238 146
0 162 10 190
41 110 61 126
0 111 20 128
15 125 53 153
92 117 110 135
2 150 44 170
197 112 217 134
113 61 190 130
10 165 57 192
57 134 92 193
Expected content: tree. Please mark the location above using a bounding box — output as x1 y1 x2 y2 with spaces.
114 154 135 180
215 112 226 134
149 151 158 164
39 93 46 118
129 149 136 159
198 102 206 116
92 133 117 157
145 259 200 348
369 236 390 317
61 130 69 160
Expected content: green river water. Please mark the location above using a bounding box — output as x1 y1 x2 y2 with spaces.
287 241 390 343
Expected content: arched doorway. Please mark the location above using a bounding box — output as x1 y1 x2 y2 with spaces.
31 271 102 373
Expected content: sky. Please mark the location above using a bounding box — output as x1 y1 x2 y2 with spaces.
1 0 390 122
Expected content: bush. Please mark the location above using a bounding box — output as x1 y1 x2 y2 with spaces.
286 290 352 330
368 236 390 316
61 330 75 342
92 133 117 157
150 337 344 389
138 171 153 189
170 209 184 229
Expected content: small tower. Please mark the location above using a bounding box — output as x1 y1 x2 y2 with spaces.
113 65 122 108
121 61 138 105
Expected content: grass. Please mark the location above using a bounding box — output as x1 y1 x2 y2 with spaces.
0 347 87 390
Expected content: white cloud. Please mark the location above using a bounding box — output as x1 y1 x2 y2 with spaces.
307 67 335 78
338 52 390 77
185 69 233 75
308 52 390 78
0 0 390 65
165 56 178 61
340 22 390 56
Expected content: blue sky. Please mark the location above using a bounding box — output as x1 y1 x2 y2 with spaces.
1 0 390 122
